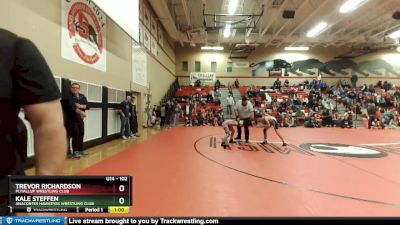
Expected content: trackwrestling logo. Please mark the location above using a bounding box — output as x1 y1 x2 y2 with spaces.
67 1 104 64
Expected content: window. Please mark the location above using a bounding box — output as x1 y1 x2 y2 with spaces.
227 62 233 73
182 61 188 72
195 61 201 72
211 62 217 72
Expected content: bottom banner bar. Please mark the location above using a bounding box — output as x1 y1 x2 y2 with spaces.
1 217 398 225
1 217 65 225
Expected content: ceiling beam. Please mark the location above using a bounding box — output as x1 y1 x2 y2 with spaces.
371 23 400 38
290 0 378 47
264 0 309 47
180 0 192 25
277 0 330 47
180 0 194 45
329 0 392 37
259 0 291 38
348 18 393 37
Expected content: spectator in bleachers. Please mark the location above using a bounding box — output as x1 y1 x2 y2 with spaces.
226 94 235 116
350 73 358 89
347 89 357 108
273 78 282 91
284 114 296 127
377 80 383 89
215 80 221 90
151 105 160 127
332 109 341 127
284 79 290 87
361 84 367 93
195 79 201 87
303 80 310 89
371 118 384 129
315 110 322 128
234 78 239 88
321 109 333 127
160 103 166 127
341 110 353 128
172 101 182 127
207 89 214 102
304 110 316 128
215 88 222 102
323 98 335 111
184 101 195 127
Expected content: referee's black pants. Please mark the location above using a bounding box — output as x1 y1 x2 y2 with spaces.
236 118 251 141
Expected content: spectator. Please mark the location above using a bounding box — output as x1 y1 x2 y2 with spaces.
160 103 166 127
0 29 67 215
145 104 153 128
284 79 290 87
215 80 221 90
341 110 353 128
119 96 133 139
184 101 194 127
347 89 357 108
129 96 139 137
367 102 376 129
207 89 214 102
195 79 201 87
234 78 239 88
165 101 173 128
172 101 182 126
273 78 282 91
332 110 341 127
226 94 235 116
284 114 296 127
63 83 89 158
215 88 222 102
350 74 358 89
234 96 254 143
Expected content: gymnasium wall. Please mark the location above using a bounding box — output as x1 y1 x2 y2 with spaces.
176 46 400 87
0 0 176 162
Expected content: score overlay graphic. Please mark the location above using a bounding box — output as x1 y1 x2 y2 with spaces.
8 176 132 213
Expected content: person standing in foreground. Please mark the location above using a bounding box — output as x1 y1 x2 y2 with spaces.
62 83 89 158
0 28 67 215
234 96 254 143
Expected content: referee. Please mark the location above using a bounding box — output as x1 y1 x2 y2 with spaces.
234 96 254 143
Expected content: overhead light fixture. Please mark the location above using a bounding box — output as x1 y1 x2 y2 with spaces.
284 46 309 51
389 29 400 39
201 46 224 51
132 45 141 49
340 0 368 14
224 24 232 38
228 0 239 15
306 22 328 38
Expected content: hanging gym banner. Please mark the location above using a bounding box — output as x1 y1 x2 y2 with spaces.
190 72 216 83
132 43 148 87
61 0 107 72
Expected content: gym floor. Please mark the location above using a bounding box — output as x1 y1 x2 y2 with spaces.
50 126 400 216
